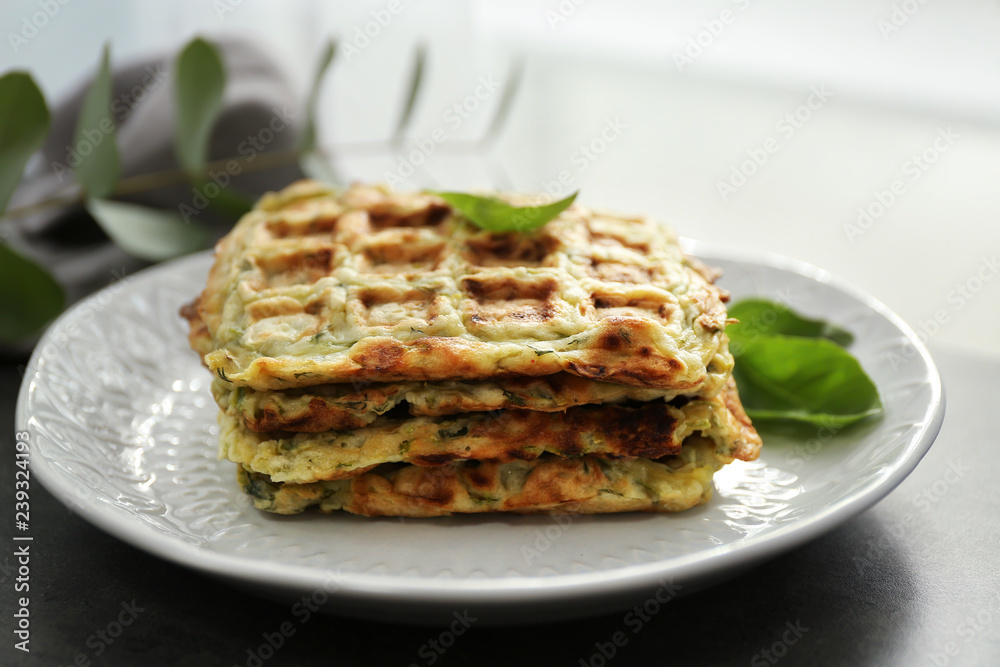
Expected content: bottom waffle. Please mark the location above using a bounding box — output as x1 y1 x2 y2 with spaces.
237 436 729 517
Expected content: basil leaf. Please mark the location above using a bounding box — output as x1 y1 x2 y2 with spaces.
727 298 853 349
0 243 64 341
0 72 50 215
732 335 882 426
74 43 120 198
433 191 577 233
174 38 226 174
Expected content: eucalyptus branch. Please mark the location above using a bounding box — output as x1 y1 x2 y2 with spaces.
0 37 526 344
115 147 304 195
1 135 513 223
333 138 498 156
0 147 305 222
1 192 80 220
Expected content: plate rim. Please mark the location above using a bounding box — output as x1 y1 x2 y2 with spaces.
17 244 946 606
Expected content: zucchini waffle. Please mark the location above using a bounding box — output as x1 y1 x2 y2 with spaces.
183 181 761 517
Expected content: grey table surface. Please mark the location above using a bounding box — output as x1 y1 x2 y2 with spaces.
1 343 997 667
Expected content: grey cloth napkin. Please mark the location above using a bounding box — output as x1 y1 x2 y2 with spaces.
4 36 306 353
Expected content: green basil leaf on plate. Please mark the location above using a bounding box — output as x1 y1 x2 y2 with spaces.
732 335 882 427
727 298 854 349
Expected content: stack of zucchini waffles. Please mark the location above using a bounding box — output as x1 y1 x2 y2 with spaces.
182 181 760 517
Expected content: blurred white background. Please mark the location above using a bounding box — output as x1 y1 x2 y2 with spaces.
2 0 998 356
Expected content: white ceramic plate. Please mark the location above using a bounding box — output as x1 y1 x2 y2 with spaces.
17 244 944 624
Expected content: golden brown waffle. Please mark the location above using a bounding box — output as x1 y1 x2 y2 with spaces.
194 181 733 393
218 380 761 484
188 300 724 431
212 373 684 432
237 436 725 517
184 181 762 517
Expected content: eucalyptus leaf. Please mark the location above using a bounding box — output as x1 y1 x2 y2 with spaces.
0 72 50 215
174 38 226 174
74 43 120 198
299 40 336 153
299 150 340 186
481 60 524 147
732 335 882 427
392 44 426 146
193 178 253 219
727 298 854 349
433 190 578 233
0 243 64 341
86 198 206 261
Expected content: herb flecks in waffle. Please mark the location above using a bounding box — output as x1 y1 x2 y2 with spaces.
196 182 731 394
183 181 760 517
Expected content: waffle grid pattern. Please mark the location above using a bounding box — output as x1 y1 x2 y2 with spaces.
200 182 732 393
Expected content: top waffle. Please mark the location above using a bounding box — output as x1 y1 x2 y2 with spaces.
196 181 733 393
